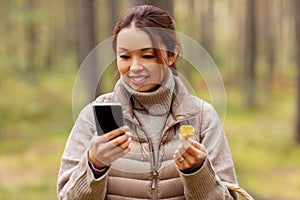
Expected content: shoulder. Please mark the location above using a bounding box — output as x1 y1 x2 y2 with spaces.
94 92 115 103
201 100 218 117
192 97 219 120
184 93 215 116
196 98 219 121
200 100 223 133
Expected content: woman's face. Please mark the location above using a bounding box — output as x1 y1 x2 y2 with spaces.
116 28 169 92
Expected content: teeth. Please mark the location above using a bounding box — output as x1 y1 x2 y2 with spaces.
132 76 146 81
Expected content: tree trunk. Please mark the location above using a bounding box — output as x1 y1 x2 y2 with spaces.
244 0 257 108
295 0 300 144
25 0 36 81
77 0 96 63
200 0 215 56
107 0 118 34
76 0 100 100
261 0 275 94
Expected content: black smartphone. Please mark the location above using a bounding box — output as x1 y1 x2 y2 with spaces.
93 103 124 135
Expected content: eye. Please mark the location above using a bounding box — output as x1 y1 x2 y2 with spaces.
143 55 155 59
120 55 130 59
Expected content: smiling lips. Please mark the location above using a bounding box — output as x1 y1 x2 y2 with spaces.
128 75 149 84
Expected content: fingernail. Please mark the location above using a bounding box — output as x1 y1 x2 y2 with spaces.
121 125 129 131
126 131 132 137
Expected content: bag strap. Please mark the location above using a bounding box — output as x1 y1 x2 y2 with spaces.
224 182 254 200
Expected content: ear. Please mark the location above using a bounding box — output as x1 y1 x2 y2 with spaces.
167 45 179 66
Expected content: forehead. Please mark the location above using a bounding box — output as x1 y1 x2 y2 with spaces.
117 28 153 51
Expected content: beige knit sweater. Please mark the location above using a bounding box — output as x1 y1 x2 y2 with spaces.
57 70 238 200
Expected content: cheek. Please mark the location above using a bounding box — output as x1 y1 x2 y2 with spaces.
116 60 128 75
151 64 165 79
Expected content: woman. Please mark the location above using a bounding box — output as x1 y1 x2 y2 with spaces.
57 5 238 200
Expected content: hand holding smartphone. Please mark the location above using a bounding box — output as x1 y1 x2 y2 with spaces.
93 103 124 135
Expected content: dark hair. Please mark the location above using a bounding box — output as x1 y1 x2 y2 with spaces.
112 5 180 71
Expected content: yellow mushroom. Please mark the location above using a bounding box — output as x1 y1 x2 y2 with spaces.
180 125 195 138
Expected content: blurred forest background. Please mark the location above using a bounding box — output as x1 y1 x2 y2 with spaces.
1 0 300 199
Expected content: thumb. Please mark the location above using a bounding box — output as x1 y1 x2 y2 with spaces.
179 134 192 149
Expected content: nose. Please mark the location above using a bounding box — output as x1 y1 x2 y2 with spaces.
130 58 143 72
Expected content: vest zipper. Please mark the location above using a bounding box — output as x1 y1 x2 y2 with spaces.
149 138 158 200
124 119 159 200
151 170 158 190
151 170 158 200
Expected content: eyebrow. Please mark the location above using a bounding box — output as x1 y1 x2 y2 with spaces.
118 47 154 52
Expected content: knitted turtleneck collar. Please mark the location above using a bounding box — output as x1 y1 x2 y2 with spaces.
120 68 175 116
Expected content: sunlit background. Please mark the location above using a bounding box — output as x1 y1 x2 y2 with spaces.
1 0 300 199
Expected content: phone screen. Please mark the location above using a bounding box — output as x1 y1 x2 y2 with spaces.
93 103 124 135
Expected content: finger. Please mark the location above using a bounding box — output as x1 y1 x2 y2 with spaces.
174 155 183 166
178 142 200 157
93 143 131 166
174 156 188 170
180 137 192 149
174 159 184 167
106 143 131 159
182 148 206 167
105 126 129 141
190 140 202 150
90 135 110 152
184 144 201 156
182 145 206 161
179 139 205 155
110 131 131 147
117 136 131 150
173 150 185 163
90 130 131 154
178 143 191 155
109 136 131 152
186 142 206 156
91 133 111 144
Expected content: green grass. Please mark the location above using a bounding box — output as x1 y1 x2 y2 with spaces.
0 70 299 199
0 70 74 200
225 87 300 199
0 137 64 200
